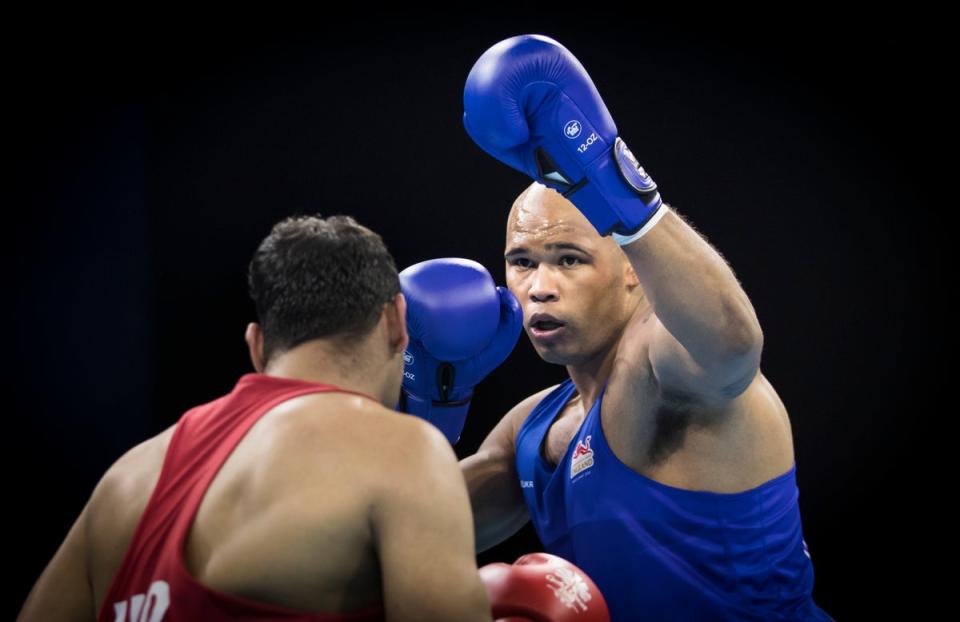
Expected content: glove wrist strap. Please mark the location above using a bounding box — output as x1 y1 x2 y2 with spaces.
611 203 670 246
400 389 472 445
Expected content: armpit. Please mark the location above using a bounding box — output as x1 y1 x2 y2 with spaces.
647 394 694 466
646 387 728 467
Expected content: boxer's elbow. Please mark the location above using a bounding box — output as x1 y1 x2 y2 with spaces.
728 322 763 369
475 506 530 554
709 302 763 366
718 293 764 357
714 333 763 400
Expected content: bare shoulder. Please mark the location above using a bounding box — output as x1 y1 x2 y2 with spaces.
510 384 561 433
375 415 463 492
517 384 562 417
477 384 560 454
85 424 178 600
88 424 177 517
368 404 463 474
274 393 461 484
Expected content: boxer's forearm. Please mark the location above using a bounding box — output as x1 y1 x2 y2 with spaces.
622 206 763 369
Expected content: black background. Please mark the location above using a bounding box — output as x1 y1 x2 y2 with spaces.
11 13 943 620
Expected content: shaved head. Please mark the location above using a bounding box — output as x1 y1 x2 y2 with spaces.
503 182 643 367
506 182 622 266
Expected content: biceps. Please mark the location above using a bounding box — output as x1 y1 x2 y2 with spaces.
648 319 708 389
648 316 755 402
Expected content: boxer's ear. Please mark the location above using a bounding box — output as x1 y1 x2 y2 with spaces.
245 322 265 373
387 292 409 355
622 252 640 289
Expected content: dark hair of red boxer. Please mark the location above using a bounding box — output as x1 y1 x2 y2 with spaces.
248 214 400 366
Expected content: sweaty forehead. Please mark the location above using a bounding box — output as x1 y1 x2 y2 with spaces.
505 184 596 249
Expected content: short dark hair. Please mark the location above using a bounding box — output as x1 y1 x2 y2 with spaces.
248 214 400 365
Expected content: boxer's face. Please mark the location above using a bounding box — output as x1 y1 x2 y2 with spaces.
505 184 637 367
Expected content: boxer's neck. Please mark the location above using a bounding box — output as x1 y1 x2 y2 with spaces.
264 338 397 406
565 335 619 415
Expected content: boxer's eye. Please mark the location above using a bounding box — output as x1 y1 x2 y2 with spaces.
560 255 582 267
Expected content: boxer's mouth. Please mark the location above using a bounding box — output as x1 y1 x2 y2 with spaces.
529 313 566 337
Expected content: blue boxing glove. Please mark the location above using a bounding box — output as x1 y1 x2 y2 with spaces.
463 34 667 244
398 258 523 444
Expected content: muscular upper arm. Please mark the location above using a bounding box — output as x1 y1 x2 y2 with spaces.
642 312 760 407
460 386 556 552
372 419 490 622
18 501 95 622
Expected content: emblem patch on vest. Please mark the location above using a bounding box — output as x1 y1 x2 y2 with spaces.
570 435 595 478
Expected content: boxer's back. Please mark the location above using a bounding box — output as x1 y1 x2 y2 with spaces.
179 391 385 612
86 383 436 617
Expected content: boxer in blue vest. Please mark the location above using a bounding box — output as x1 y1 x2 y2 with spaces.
440 35 834 621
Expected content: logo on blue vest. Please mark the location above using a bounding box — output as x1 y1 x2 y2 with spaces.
570 435 595 478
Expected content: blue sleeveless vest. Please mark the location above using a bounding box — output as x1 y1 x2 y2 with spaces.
515 378 833 621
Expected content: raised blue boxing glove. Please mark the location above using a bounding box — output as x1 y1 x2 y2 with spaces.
398 258 523 444
463 34 668 245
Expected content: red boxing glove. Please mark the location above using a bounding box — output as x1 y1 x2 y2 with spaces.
479 552 610 622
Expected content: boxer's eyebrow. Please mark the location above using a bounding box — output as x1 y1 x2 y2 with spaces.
505 242 591 259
